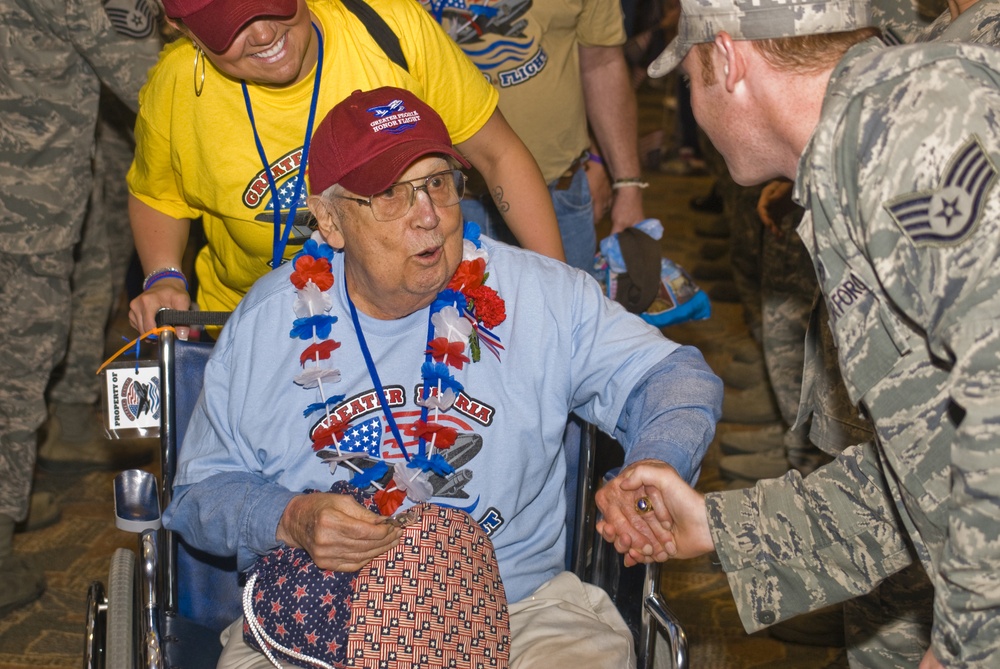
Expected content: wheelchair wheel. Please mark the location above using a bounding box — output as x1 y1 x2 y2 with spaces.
107 547 137 669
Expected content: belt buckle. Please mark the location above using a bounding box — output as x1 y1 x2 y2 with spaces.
554 152 589 190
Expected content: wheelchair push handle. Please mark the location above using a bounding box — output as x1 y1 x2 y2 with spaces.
155 309 231 329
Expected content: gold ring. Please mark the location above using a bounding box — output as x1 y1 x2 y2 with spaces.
635 496 653 514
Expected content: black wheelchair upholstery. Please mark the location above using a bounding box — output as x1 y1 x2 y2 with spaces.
85 310 688 669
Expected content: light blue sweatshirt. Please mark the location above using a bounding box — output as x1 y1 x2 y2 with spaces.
163 238 722 603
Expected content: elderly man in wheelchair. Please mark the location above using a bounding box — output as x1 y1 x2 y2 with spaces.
99 87 721 669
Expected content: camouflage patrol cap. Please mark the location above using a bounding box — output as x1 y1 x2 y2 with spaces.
648 0 872 77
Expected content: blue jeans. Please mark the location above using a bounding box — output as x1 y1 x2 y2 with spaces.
460 168 596 274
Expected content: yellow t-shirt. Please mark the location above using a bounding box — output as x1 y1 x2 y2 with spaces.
128 0 498 312
429 0 625 182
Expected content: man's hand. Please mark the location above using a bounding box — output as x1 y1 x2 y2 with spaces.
609 185 646 235
595 459 678 567
276 492 402 572
598 460 715 565
756 179 795 237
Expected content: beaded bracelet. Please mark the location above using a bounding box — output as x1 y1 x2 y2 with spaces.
612 177 650 190
143 267 188 292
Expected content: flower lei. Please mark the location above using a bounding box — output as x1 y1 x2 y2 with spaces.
289 222 506 515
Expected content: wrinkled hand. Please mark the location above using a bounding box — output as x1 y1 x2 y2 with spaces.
586 161 612 224
918 647 945 669
600 461 715 564
129 280 191 336
756 179 795 237
595 459 677 567
276 492 402 572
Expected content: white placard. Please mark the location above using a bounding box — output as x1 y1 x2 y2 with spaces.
103 361 162 433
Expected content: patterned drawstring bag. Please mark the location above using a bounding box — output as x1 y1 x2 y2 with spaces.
242 481 509 668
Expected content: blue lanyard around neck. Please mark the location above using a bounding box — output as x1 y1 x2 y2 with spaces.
241 21 324 270
345 282 415 463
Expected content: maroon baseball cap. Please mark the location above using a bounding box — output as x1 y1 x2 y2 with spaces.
162 0 298 53
308 87 471 197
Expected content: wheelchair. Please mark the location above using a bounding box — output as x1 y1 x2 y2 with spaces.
84 310 689 669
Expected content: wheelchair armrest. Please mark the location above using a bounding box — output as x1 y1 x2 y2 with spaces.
114 469 162 534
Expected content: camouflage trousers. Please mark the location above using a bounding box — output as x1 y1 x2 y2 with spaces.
47 96 137 407
758 203 830 472
724 180 764 339
0 97 136 521
0 248 74 520
843 560 934 668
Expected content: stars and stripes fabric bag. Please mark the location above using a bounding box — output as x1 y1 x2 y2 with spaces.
242 481 510 668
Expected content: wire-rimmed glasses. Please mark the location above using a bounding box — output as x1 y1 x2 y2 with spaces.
335 169 467 222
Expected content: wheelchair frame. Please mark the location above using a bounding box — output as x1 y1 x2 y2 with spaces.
84 310 689 669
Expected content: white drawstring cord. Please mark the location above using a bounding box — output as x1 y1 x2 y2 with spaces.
242 572 337 669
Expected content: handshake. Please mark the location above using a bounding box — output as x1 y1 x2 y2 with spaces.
595 460 716 567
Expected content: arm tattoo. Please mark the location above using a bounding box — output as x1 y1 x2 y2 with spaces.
491 186 510 214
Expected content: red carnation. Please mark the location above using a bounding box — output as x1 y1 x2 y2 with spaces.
447 257 486 293
300 339 342 366
403 420 458 449
374 487 406 516
290 255 334 291
311 416 349 451
469 284 506 329
426 337 470 370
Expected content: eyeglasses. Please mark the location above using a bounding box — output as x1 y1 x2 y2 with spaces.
335 169 467 222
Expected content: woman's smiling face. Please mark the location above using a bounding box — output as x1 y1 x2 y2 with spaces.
182 0 319 87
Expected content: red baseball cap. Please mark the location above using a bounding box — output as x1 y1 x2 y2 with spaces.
308 87 471 197
162 0 299 53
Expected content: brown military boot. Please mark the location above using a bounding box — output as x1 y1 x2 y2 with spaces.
36 402 153 473
14 492 61 533
0 517 46 617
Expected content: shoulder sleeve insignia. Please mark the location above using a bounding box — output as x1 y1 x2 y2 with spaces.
102 0 157 39
884 135 996 246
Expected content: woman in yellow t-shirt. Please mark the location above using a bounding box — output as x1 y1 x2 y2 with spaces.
127 0 563 333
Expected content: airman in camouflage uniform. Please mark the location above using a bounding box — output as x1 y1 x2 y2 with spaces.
0 0 159 614
635 0 1000 665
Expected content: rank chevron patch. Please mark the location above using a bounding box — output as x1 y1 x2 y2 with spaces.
885 135 996 246
102 0 157 39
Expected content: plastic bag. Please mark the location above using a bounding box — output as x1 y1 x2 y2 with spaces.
596 219 711 328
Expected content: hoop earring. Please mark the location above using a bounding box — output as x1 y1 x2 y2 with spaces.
193 46 206 97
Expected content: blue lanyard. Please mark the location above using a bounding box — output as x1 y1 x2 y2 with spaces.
345 283 415 463
241 22 324 270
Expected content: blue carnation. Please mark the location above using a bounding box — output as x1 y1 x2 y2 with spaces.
290 314 337 340
408 453 455 477
421 361 464 394
463 221 482 248
303 395 346 418
350 461 389 489
432 289 467 313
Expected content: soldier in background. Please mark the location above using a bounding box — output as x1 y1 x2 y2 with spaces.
421 0 649 273
0 0 161 615
601 0 1000 666
39 94 155 474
